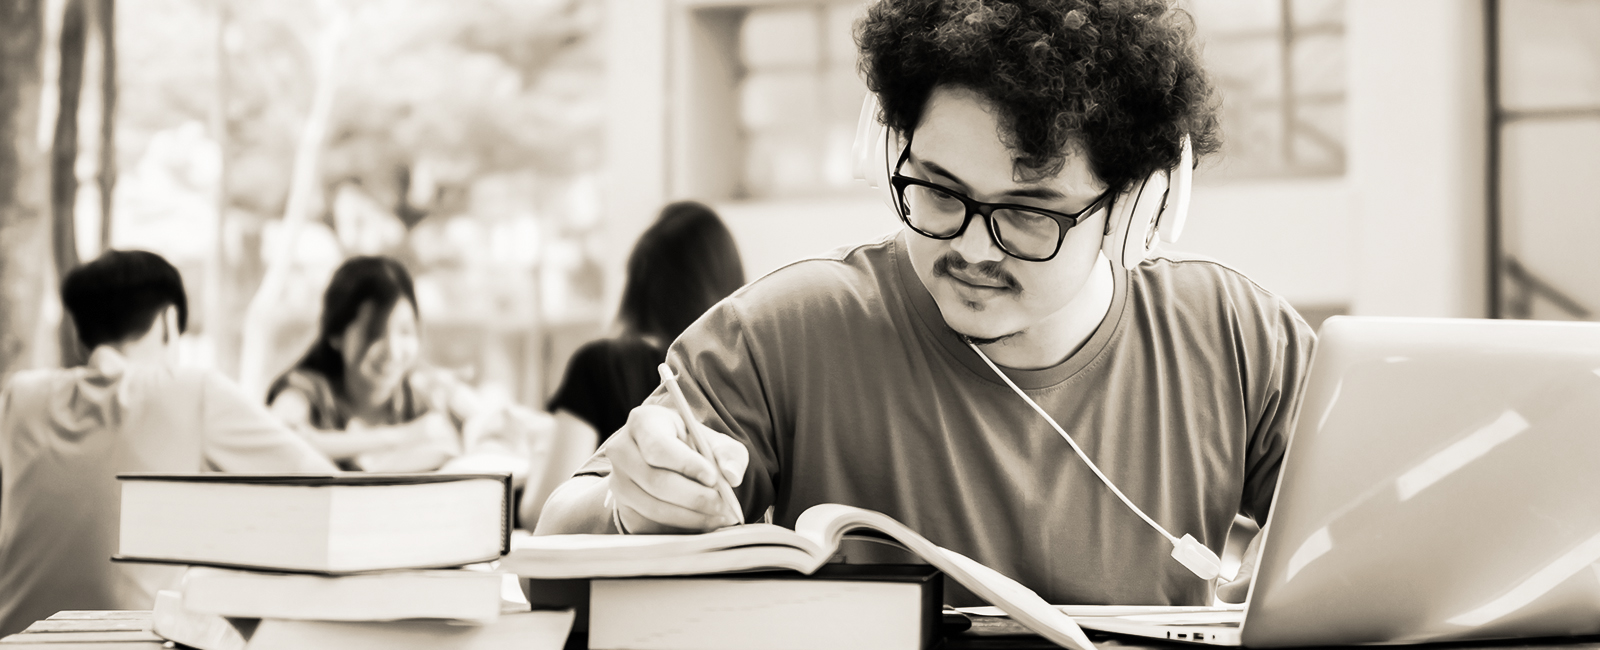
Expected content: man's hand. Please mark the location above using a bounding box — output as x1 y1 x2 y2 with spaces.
606 404 748 534
1216 528 1262 603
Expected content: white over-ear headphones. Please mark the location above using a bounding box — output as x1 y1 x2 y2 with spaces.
852 94 1194 270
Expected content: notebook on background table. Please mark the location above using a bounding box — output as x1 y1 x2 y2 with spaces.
1071 316 1600 647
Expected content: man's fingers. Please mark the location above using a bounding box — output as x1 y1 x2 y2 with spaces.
613 444 729 515
1236 528 1262 577
1217 528 1264 604
609 468 727 530
634 420 723 487
604 405 740 531
618 406 715 483
698 423 749 487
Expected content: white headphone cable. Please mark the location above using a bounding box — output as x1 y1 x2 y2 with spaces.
965 339 1223 581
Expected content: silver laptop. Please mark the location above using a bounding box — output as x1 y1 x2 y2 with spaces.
1076 316 1600 647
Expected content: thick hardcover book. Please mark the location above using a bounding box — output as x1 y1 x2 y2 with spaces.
588 564 941 650
116 473 511 574
244 610 575 650
178 566 509 622
506 503 1097 650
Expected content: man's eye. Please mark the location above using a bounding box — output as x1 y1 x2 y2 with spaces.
928 187 960 204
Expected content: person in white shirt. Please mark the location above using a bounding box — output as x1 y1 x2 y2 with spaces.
0 250 336 636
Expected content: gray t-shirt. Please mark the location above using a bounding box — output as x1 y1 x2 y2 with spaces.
581 232 1314 606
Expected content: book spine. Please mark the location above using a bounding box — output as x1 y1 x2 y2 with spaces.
112 555 507 576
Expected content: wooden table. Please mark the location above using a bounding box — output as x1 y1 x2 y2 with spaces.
4 610 1599 650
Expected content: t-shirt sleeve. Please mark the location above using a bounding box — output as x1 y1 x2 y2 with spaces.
1240 300 1318 525
201 371 339 473
547 342 610 433
267 369 342 431
573 305 778 523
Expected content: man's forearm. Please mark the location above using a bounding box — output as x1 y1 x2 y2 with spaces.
532 474 617 535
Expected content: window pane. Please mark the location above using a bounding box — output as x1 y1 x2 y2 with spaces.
1191 0 1347 179
1499 119 1600 320
740 6 820 69
1499 0 1600 111
737 2 866 199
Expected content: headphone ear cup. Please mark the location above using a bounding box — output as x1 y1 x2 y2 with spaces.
852 94 897 212
1101 169 1170 269
1157 135 1194 244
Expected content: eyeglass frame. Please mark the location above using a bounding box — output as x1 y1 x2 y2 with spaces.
888 135 1112 263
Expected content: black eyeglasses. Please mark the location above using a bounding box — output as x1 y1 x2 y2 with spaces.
889 139 1110 262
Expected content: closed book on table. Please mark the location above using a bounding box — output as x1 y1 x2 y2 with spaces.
116 473 511 574
244 609 576 650
178 566 508 622
588 564 942 650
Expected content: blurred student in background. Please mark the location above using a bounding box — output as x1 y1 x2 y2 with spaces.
0 250 336 636
523 201 744 524
268 256 457 471
267 256 545 478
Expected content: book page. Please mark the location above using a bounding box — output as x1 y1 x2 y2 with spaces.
502 525 830 579
503 544 827 579
793 504 1098 650
959 604 1243 618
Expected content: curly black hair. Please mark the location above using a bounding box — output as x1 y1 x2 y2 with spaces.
857 0 1221 189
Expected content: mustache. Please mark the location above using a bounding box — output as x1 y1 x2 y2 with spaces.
933 254 1019 292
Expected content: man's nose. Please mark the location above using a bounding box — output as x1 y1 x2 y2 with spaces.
950 214 1006 263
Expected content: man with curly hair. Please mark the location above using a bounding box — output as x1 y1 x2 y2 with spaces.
539 0 1313 607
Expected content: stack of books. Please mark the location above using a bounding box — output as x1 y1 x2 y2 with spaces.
116 473 574 650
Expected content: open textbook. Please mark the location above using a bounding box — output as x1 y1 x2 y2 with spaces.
503 503 1097 650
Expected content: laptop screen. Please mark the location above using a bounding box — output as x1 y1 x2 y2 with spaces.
1243 316 1600 647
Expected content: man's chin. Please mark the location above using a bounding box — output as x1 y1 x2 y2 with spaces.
942 314 1021 346
935 293 1015 339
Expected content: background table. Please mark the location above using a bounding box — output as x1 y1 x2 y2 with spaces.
0 611 164 649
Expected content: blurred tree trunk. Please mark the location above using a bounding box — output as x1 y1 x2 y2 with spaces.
238 4 346 397
205 0 235 377
95 0 115 252
0 1 48 386
51 0 88 367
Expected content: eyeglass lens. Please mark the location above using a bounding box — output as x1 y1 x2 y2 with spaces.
901 184 1062 260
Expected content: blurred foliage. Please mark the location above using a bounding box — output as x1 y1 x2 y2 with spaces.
111 0 604 399
116 0 601 235
245 0 600 222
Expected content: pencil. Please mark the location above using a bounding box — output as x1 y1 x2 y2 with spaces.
657 363 743 526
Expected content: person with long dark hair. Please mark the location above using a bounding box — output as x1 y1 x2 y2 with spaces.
522 201 744 524
267 256 471 471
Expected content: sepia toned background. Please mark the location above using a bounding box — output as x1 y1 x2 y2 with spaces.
0 0 1595 411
